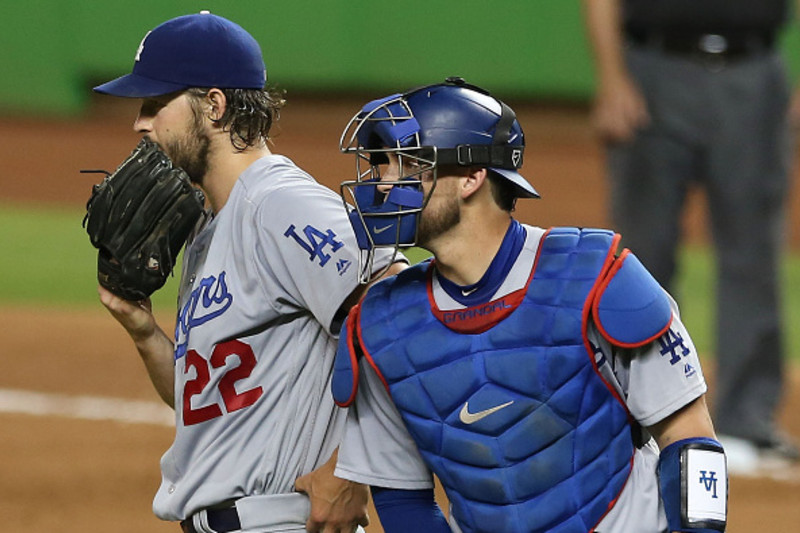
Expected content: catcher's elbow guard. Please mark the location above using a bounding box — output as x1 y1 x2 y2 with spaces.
658 437 727 532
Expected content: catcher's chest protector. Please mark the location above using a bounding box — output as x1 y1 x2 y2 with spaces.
353 229 636 533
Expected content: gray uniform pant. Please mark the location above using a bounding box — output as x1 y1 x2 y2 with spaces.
608 44 792 441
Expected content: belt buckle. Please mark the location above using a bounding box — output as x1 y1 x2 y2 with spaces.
699 34 728 54
698 33 727 72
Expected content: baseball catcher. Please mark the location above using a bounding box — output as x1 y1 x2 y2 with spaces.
332 78 727 533
83 138 206 301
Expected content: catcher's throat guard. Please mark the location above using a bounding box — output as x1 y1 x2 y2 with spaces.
83 138 206 301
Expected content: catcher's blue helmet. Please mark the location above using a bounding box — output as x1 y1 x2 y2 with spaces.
339 77 538 282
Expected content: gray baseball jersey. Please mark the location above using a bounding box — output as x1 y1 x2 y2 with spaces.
153 155 395 521
335 224 707 533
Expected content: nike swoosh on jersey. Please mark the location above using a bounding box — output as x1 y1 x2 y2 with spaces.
459 400 514 424
373 224 394 234
461 287 478 296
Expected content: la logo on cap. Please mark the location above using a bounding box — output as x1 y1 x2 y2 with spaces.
135 31 151 62
94 10 266 97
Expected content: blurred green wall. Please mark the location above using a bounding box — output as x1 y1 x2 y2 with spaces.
2 1 799 115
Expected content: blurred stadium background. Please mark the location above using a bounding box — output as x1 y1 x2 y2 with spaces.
1 2 799 531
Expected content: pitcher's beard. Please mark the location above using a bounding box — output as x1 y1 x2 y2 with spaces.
158 116 211 187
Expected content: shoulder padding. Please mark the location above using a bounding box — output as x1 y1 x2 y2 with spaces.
331 266 422 407
592 249 673 348
332 304 362 407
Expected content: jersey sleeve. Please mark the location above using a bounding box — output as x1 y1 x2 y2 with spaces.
253 171 396 336
335 357 435 490
590 295 708 428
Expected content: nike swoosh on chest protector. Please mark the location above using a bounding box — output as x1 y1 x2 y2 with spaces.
459 400 514 424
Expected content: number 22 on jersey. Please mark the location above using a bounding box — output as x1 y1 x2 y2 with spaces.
182 339 263 426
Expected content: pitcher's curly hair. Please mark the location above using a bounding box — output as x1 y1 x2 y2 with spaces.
188 86 286 151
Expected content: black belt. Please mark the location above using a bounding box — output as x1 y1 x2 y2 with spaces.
180 506 241 533
626 29 775 59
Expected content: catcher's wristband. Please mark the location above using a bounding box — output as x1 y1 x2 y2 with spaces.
658 437 727 532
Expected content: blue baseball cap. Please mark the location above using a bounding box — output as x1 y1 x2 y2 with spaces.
94 11 267 97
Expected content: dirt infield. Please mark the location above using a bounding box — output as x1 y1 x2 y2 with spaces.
1 96 799 532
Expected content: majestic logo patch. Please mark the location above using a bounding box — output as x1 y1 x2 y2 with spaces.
459 400 514 425
336 258 352 276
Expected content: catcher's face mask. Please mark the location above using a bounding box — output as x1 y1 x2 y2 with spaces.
339 94 434 283
340 77 538 283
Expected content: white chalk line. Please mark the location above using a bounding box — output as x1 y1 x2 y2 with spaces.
0 387 174 426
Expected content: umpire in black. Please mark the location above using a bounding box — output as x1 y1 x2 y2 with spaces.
582 0 799 474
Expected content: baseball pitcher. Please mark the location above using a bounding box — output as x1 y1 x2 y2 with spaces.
87 12 404 533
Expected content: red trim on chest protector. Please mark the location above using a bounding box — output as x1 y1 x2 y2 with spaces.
356 310 392 396
580 232 637 423
591 248 674 349
426 234 541 334
335 304 363 407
